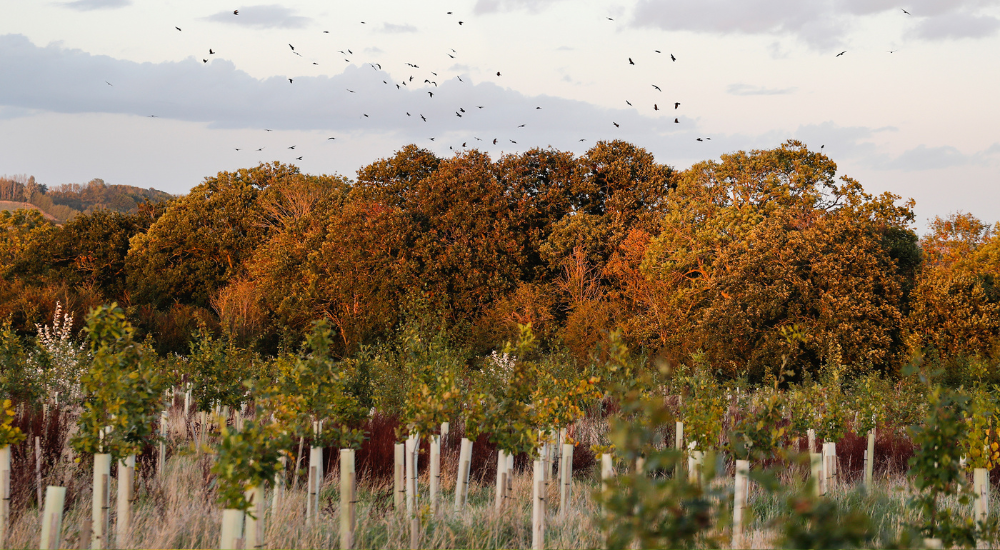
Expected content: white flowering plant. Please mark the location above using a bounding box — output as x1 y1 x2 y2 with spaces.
31 301 87 403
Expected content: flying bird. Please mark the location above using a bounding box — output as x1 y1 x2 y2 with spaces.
902 8 910 14
462 142 466 147
607 17 613 20
288 146 296 149
265 129 272 131
629 57 635 65
497 71 501 76
696 138 703 141
458 21 464 25
674 118 679 123
209 49 215 55
493 138 497 144
652 84 662 91
203 59 208 63
510 140 517 144
289 44 295 51
626 100 632 106
363 114 369 117
105 81 113 86
457 75 463 81
613 122 620 127
518 124 525 128
428 91 434 97
420 114 427 121
670 54 676 61
406 112 411 116
655 50 661 53
430 137 435 141
836 51 846 57
654 104 659 110
347 89 355 93
535 106 541 109
456 112 462 117
296 156 303 160
233 10 238 15
328 137 336 140
288 78 293 83
675 102 680 109
175 26 181 31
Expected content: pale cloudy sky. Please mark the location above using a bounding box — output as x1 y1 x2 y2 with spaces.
1 0 999 230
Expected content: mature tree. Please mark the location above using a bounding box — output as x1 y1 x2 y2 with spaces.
638 140 917 378
126 163 296 308
907 213 1000 360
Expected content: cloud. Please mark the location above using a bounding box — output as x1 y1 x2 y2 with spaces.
911 11 1000 40
61 0 130 10
630 0 1000 48
204 5 311 29
874 143 1000 171
473 0 567 14
0 33 685 148
726 83 796 96
379 22 418 33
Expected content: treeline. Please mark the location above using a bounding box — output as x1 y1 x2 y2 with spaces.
1 139 998 383
0 174 172 223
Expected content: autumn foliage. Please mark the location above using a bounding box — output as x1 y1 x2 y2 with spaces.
2 140 998 381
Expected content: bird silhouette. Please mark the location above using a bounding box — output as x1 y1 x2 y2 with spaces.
363 114 369 118
209 49 215 55
462 142 467 147
652 84 662 91
289 44 295 51
607 17 613 20
510 139 517 143
296 156 303 160
459 107 465 112
497 71 501 76
654 104 659 110
457 76 463 81
626 100 632 106
430 137 435 141
629 57 635 65
579 138 586 142
493 138 497 144
288 146 296 149
233 10 238 15
670 54 676 61
836 51 846 57
535 106 541 109
328 137 336 140
265 129 272 131
428 91 434 97
458 21 464 25
407 112 411 116
902 8 910 14
674 118 679 123
347 89 355 93
456 112 462 117
105 81 113 86
235 148 241 151
613 122 620 127
518 124 525 127
696 138 703 141
203 59 208 63
288 78 293 83
175 26 181 31
675 102 680 109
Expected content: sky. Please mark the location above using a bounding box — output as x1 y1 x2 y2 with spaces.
1 0 999 231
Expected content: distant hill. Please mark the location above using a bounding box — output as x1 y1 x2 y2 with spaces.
0 201 58 222
0 175 174 223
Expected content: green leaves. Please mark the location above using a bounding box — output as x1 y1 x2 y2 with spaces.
268 320 370 449
70 304 165 460
211 405 290 512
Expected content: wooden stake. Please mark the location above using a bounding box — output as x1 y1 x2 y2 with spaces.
35 437 43 510
429 436 440 515
307 447 323 522
440 422 449 449
39 486 66 550
532 459 545 550
733 460 749 548
674 422 684 479
339 449 355 550
91 454 111 550
807 429 816 454
158 410 168 477
687 451 703 485
1 445 10 549
864 429 875 491
394 443 405 511
405 436 418 516
601 453 614 493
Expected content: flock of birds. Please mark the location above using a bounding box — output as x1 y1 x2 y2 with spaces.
109 7 917 163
